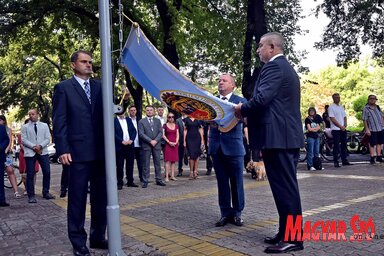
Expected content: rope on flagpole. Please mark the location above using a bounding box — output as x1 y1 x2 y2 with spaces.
122 13 139 28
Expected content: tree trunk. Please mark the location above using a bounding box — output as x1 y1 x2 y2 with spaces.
242 0 267 100
124 69 143 120
156 0 180 69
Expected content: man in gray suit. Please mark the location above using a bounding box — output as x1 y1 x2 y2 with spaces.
138 105 166 188
21 109 55 203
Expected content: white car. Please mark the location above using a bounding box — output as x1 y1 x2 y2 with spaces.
47 143 61 163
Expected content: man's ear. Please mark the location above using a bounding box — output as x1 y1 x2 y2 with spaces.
70 62 75 69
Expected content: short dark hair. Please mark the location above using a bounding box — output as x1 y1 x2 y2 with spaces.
128 105 136 110
0 115 6 124
71 50 93 63
145 105 154 109
308 107 316 115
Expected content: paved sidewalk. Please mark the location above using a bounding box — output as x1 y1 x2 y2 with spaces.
1 157 383 255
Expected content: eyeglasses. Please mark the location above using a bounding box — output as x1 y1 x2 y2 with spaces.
168 116 175 119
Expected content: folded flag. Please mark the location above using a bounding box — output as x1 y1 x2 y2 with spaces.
121 25 238 132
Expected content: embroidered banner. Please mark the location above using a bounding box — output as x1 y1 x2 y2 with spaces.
121 25 238 132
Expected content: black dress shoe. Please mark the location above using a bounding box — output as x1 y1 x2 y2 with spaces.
264 233 282 244
215 216 230 227
206 169 212 175
28 197 37 203
43 193 55 200
264 241 303 254
233 216 244 226
73 246 90 256
90 239 108 249
156 181 166 186
334 162 341 168
0 202 10 207
342 161 352 166
117 184 123 190
142 183 148 188
127 183 139 187
60 191 67 198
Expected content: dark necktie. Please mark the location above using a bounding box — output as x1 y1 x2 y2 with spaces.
84 81 91 104
34 123 37 135
148 118 154 130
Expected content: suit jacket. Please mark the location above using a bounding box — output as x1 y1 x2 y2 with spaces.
0 125 9 165
175 117 185 142
21 121 51 157
209 94 246 156
138 117 163 150
114 116 137 151
241 56 304 150
52 76 104 162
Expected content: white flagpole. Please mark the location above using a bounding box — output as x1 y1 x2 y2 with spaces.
98 0 126 255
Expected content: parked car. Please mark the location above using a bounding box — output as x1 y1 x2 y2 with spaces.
48 143 61 163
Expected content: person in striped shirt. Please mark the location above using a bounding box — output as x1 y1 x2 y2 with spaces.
362 95 384 164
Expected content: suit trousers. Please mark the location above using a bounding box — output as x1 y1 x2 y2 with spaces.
332 130 347 163
0 163 5 203
134 147 143 182
60 164 69 193
25 154 51 197
177 144 184 171
67 161 107 250
212 147 245 218
116 145 135 185
262 148 302 242
142 147 162 183
205 144 213 171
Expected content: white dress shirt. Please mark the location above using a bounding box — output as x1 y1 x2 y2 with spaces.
130 117 140 147
118 116 130 141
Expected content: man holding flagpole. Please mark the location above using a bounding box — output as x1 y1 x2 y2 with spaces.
209 74 246 227
53 50 125 256
234 32 304 254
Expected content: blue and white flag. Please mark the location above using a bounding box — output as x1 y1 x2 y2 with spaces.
121 25 239 132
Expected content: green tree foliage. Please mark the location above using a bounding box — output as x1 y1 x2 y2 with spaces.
315 0 384 67
352 95 369 124
0 0 306 123
0 1 100 125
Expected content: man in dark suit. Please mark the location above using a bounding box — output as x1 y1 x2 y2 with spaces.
0 125 10 207
209 74 246 227
175 115 186 176
138 105 166 188
52 50 110 256
128 106 144 182
235 32 305 253
202 121 213 175
114 112 137 189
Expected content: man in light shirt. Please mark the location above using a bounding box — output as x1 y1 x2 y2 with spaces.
328 93 352 167
155 106 166 126
128 106 144 182
114 112 137 189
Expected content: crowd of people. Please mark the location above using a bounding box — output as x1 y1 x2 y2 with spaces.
303 93 384 171
1 33 383 256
